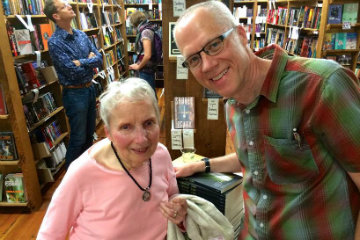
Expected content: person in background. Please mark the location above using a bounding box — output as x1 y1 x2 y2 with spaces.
37 78 187 240
173 1 360 239
44 0 103 168
129 11 158 93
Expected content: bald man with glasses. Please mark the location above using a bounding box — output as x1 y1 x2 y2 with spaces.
174 1 360 240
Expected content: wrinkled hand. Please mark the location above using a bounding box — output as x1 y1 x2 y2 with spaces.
129 63 140 71
160 196 187 225
174 162 198 178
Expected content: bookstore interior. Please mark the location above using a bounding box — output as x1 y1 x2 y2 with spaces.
0 0 359 237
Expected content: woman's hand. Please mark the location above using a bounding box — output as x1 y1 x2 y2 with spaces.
129 63 140 70
160 196 187 225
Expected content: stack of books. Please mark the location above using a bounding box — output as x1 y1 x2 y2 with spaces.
177 172 244 238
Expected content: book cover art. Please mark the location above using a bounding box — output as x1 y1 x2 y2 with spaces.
174 97 195 129
0 132 18 160
203 88 222 98
327 4 343 24
4 173 26 203
323 33 334 50
345 33 358 49
342 3 358 24
335 32 346 50
14 29 33 55
39 24 53 50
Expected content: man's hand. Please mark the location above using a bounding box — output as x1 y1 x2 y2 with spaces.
88 52 95 58
72 60 81 66
174 162 203 178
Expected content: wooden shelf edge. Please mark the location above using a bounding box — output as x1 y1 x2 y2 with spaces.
0 202 28 207
0 160 20 166
28 106 64 133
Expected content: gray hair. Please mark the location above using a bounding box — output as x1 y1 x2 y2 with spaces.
174 1 237 45
99 78 159 128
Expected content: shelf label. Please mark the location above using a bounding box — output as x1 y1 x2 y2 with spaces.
176 56 188 79
171 129 182 150
173 0 186 17
183 129 194 149
207 98 219 120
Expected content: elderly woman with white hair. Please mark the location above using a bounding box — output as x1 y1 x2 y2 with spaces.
37 78 187 240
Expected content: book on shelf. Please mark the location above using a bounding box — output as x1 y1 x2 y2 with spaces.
39 24 53 50
4 173 27 203
0 173 3 202
0 84 7 115
345 33 358 49
327 4 343 24
342 3 358 24
14 29 33 55
203 88 222 98
0 132 18 161
335 32 346 50
174 96 195 129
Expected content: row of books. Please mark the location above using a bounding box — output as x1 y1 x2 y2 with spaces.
0 173 26 203
105 49 116 67
44 141 66 169
2 0 43 15
125 7 162 20
177 172 244 238
31 120 63 150
6 23 53 57
0 132 18 161
23 92 57 128
233 6 254 19
287 6 322 29
328 3 358 24
323 32 358 50
265 28 285 47
124 0 162 3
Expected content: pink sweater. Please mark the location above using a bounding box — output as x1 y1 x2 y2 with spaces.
37 142 178 240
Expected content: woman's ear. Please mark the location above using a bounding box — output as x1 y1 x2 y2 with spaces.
104 126 111 139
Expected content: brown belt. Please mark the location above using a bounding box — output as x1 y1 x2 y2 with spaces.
63 81 92 89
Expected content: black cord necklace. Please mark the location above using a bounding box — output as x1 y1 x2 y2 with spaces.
111 142 152 201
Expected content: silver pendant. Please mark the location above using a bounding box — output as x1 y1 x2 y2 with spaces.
142 190 151 201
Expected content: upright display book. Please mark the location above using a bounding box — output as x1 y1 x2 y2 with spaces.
174 97 195 129
0 132 18 160
327 5 343 24
4 173 26 203
342 3 358 24
14 29 33 55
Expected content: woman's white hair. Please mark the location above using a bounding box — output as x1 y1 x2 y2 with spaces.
99 78 159 128
174 1 237 45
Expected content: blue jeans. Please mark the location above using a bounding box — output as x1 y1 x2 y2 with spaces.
139 71 156 94
62 85 96 168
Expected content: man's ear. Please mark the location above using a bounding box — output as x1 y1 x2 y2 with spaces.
235 25 248 46
52 13 59 21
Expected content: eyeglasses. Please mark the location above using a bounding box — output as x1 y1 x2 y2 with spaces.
57 1 71 12
182 27 235 69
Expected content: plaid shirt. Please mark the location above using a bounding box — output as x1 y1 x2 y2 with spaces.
226 44 360 240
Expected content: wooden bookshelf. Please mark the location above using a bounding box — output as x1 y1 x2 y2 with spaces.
0 0 127 211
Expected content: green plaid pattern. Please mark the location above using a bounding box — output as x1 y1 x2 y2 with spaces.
226 45 360 240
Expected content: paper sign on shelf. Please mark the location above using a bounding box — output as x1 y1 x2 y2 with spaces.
87 3 93 13
207 98 219 120
183 129 194 149
176 56 188 79
148 1 152 10
171 129 182 150
173 0 186 17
